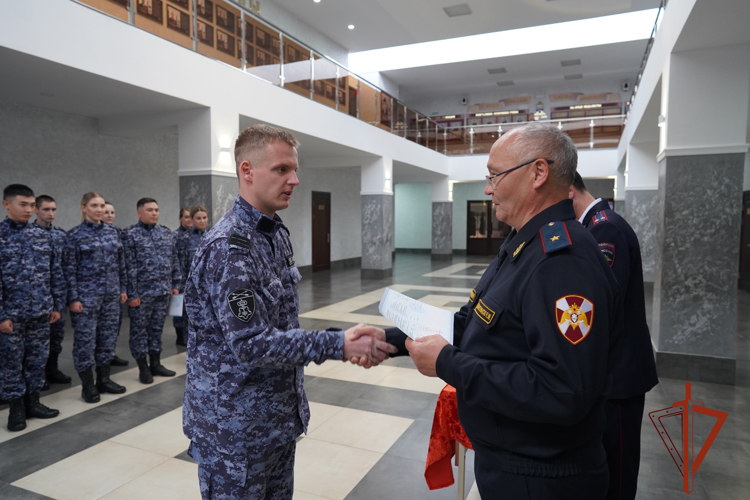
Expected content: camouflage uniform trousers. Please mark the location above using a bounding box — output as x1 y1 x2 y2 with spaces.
70 293 121 372
172 307 184 330
128 294 170 359
49 308 66 357
0 315 50 400
193 441 296 500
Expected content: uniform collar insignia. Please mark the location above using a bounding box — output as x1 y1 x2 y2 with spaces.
512 241 525 257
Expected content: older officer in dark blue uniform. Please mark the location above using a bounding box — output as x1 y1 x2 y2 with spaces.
384 124 625 499
183 124 395 500
124 197 181 384
570 172 658 500
33 194 73 387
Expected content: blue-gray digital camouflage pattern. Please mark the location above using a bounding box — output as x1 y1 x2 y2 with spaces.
106 223 127 334
183 195 344 488
124 221 181 300
0 217 65 399
172 225 191 330
128 294 171 358
33 220 68 356
64 220 127 371
179 227 206 327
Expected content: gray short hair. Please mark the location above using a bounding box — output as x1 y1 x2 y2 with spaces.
503 122 577 188
234 124 300 176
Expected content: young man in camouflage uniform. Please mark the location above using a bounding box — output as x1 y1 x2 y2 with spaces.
33 194 73 388
124 198 181 384
183 125 397 499
172 207 192 347
1 184 65 431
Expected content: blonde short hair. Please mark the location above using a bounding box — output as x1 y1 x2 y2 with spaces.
234 124 300 177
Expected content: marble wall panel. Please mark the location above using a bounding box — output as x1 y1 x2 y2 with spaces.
652 153 744 360
361 194 393 272
432 202 452 255
625 190 659 282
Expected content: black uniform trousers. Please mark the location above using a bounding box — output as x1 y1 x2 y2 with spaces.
603 394 645 500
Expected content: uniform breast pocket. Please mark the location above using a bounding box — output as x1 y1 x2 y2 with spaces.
260 278 285 321
31 241 52 271
472 296 503 330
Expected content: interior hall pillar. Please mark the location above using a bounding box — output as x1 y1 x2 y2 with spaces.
360 156 393 279
177 107 239 226
651 44 750 384
625 141 659 282
432 178 452 260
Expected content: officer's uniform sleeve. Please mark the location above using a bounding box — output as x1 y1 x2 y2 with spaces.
117 235 128 295
49 237 66 312
436 255 616 426
124 230 138 300
589 222 631 295
171 232 182 291
0 264 7 324
205 241 344 367
63 233 79 304
385 302 472 357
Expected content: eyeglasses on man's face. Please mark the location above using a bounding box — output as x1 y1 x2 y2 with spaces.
485 158 555 188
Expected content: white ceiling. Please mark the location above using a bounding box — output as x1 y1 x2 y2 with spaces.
272 0 661 53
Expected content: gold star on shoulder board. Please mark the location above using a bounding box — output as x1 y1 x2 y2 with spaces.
550 235 560 242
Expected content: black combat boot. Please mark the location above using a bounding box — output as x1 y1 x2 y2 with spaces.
110 355 129 367
24 391 59 419
45 353 72 384
41 378 50 391
7 398 26 432
136 357 153 384
175 327 186 346
78 368 101 403
149 352 176 377
96 364 127 394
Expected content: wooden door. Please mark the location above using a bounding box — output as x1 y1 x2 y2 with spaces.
740 191 750 292
312 191 331 272
467 200 512 256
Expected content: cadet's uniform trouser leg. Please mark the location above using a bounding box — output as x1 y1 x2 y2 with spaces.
172 314 183 330
197 440 296 500
0 316 50 400
129 295 170 359
474 448 608 500
49 309 65 356
71 296 104 372
603 394 646 500
93 293 121 367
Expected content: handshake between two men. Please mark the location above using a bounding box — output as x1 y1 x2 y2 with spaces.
341 323 398 368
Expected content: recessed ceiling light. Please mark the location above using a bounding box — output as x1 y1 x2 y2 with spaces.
497 80 514 87
443 4 472 17
348 24 355 30
564 74 583 80
487 67 507 74
314 0 321 3
561 59 581 67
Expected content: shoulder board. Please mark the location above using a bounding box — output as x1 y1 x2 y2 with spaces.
539 221 572 254
228 233 252 250
591 211 609 226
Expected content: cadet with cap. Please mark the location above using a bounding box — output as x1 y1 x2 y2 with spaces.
384 123 625 499
569 172 658 500
183 124 396 499
0 184 65 432
124 197 181 384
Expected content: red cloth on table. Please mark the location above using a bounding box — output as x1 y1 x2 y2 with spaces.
424 384 473 490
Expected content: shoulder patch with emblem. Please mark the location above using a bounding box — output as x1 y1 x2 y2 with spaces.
598 242 615 267
592 211 609 225
227 288 256 323
539 221 572 254
555 295 593 345
228 234 252 250
285 253 295 267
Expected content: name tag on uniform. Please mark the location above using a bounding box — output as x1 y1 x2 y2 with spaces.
474 299 496 324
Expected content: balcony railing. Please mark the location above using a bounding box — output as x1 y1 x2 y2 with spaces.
73 0 627 156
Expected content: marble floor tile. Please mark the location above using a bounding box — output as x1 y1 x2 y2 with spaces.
99 459 200 500
12 441 169 500
304 360 339 377
0 418 50 445
108 407 189 458
0 482 54 500
422 263 488 279
294 439 382 500
307 402 344 434
377 368 448 394
314 362 397 386
307 408 413 453
293 491 331 500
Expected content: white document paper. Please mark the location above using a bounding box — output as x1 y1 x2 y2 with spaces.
378 288 454 344
168 293 184 317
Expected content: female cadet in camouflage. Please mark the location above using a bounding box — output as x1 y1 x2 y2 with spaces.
171 207 192 346
176 205 208 344
1 184 65 432
64 192 128 403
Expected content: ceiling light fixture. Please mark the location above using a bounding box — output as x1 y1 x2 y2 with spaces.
314 0 320 3
350 9 658 73
348 24 355 30
443 4 472 18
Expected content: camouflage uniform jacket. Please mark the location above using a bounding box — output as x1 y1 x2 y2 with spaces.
33 220 68 296
183 195 343 484
172 225 190 291
124 221 181 299
0 217 65 322
183 227 206 279
64 220 127 303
